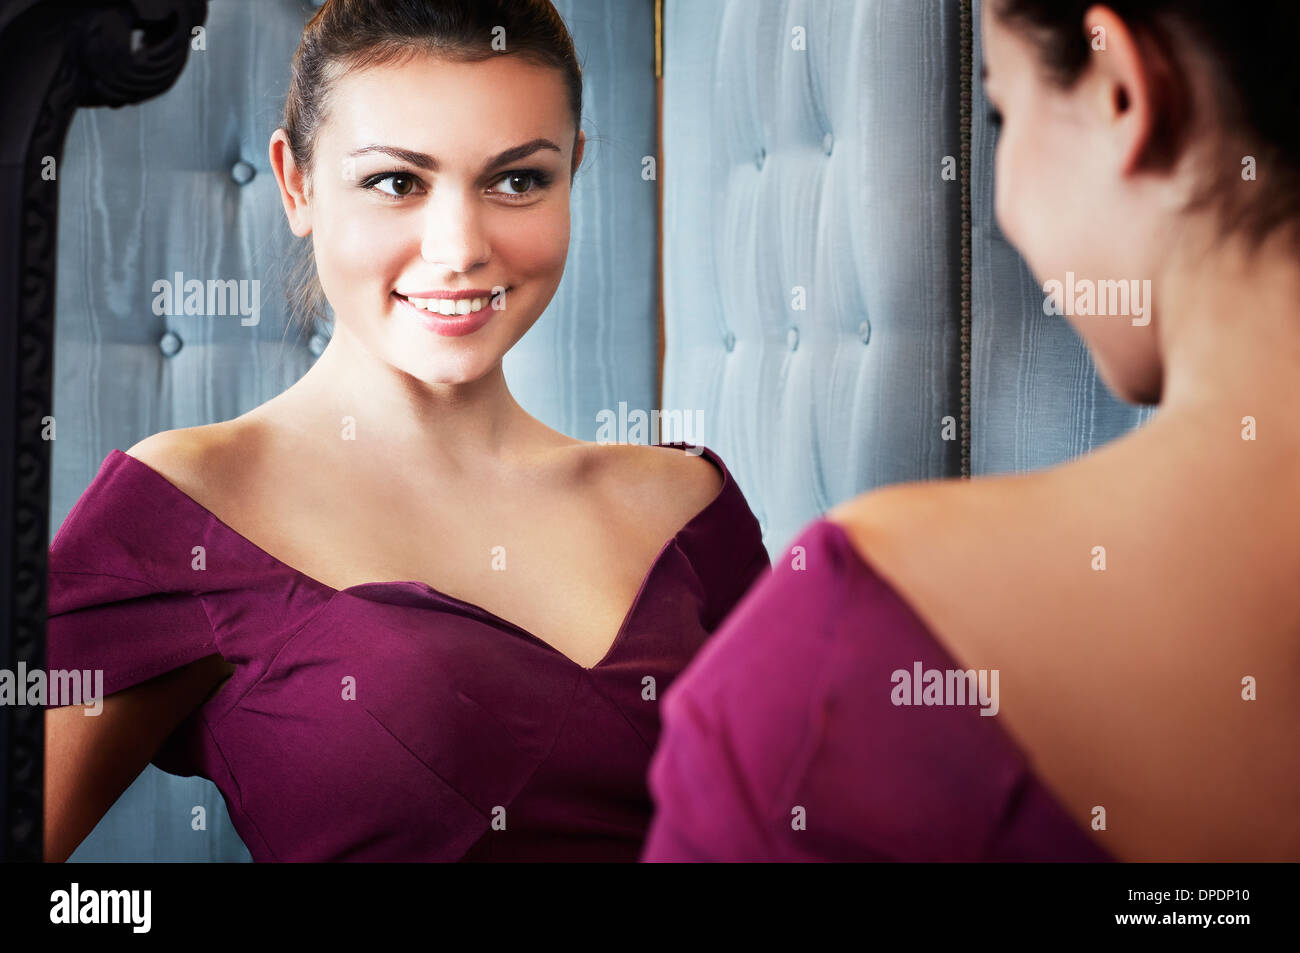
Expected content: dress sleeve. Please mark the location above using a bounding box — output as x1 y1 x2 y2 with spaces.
45 456 223 708
642 521 842 862
642 518 1046 862
46 567 220 705
713 522 771 627
678 444 772 633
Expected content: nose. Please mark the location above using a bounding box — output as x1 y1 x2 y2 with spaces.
420 186 490 274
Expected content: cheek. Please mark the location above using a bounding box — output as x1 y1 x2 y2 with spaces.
313 201 408 303
994 122 1090 280
992 126 1047 256
491 206 570 280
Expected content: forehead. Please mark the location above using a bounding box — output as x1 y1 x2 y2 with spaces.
319 52 574 158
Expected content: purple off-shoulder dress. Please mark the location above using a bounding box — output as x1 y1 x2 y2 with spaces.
641 517 1113 862
46 443 769 862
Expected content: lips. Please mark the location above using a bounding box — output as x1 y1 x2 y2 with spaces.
392 291 497 338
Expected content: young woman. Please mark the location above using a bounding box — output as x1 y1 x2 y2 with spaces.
644 0 1300 862
43 0 769 862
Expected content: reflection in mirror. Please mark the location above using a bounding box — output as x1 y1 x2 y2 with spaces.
38 0 754 864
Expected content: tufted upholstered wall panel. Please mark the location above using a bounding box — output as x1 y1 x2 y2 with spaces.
661 0 966 556
51 0 658 862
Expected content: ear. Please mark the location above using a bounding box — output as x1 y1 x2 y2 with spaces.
269 128 313 237
1080 4 1171 176
570 128 586 178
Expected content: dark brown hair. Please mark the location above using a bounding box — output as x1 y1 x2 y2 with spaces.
280 0 584 336
993 0 1300 250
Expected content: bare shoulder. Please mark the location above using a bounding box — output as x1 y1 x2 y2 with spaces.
125 426 217 468
825 470 1047 581
827 476 963 546
638 443 724 514
587 442 724 532
827 478 956 534
123 420 265 502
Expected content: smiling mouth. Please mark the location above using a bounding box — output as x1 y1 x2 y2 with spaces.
393 292 494 317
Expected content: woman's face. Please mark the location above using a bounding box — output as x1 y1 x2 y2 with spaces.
981 9 1163 405
275 52 583 385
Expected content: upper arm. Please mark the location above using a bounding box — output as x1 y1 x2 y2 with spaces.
44 652 233 862
47 426 237 862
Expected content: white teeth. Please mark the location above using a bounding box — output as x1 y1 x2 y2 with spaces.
401 295 488 316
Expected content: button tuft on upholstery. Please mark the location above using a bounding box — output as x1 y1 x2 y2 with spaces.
858 319 871 345
755 147 766 171
723 330 736 352
787 326 799 351
159 330 182 357
823 132 834 156
308 332 329 356
231 160 256 185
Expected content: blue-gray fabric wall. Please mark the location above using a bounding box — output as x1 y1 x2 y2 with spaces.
662 0 965 553
51 0 658 862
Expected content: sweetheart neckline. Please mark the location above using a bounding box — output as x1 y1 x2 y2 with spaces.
108 443 731 671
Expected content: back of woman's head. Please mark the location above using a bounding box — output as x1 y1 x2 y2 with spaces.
993 0 1300 248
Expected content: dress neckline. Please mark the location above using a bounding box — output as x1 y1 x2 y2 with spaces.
107 442 732 671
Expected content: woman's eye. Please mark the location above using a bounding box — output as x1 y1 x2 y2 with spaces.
490 170 550 199
367 173 422 198
987 107 1004 129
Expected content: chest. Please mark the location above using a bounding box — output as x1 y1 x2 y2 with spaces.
206 595 697 860
249 494 670 669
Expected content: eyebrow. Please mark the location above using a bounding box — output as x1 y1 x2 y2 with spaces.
347 137 563 171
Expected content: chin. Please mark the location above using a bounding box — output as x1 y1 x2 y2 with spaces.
391 331 505 382
1098 360 1164 407
412 357 498 386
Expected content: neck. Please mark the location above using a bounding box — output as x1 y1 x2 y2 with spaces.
272 321 547 471
1156 224 1300 441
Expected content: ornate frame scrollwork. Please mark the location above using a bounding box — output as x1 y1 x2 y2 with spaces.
0 0 207 863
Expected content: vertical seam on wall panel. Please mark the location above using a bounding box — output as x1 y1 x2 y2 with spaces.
655 0 666 411
959 0 973 479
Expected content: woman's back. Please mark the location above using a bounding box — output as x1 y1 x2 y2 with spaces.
828 405 1300 860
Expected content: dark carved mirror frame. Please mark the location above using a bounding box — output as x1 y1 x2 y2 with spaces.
0 0 208 863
